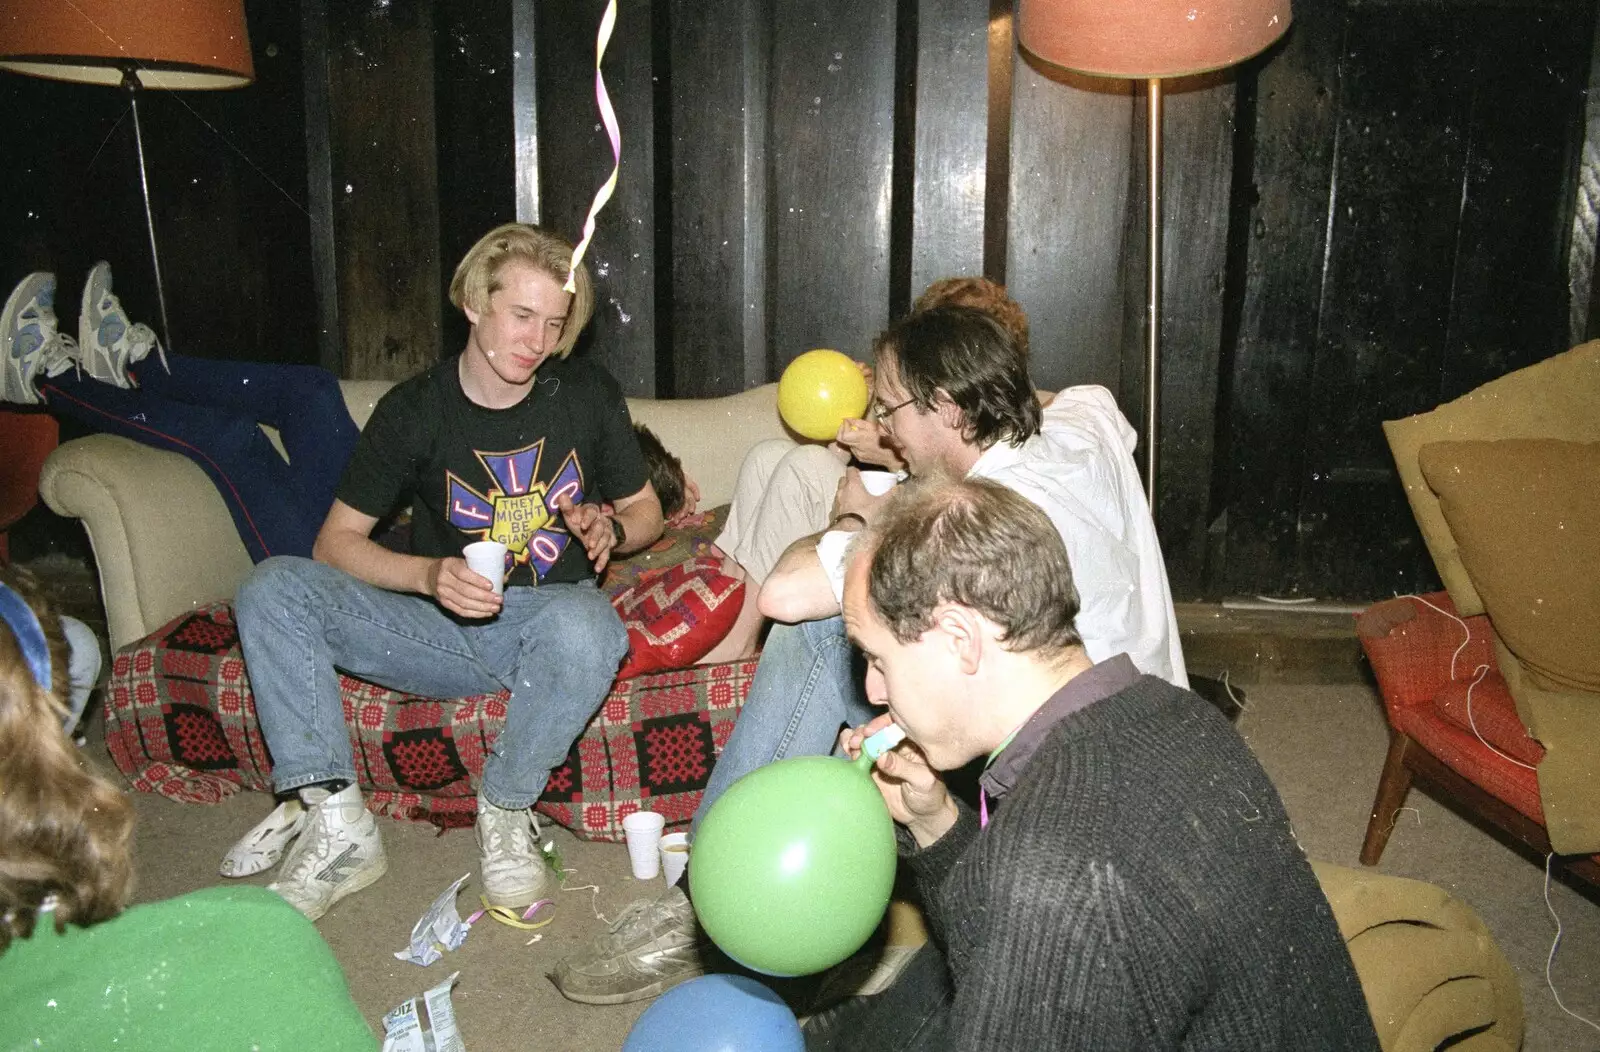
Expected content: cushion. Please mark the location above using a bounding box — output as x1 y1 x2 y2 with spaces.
612 557 745 679
104 603 757 841
603 504 730 600
1418 439 1600 693
1382 342 1600 616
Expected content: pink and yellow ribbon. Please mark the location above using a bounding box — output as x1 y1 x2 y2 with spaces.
565 0 620 293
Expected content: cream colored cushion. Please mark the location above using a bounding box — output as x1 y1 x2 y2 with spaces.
1418 439 1600 693
1383 341 1600 617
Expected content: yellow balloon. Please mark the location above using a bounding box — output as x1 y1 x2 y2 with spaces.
777 349 870 442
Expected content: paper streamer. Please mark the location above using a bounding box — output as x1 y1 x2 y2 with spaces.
565 0 621 293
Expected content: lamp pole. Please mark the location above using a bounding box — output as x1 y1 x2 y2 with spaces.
123 66 175 354
1144 76 1162 511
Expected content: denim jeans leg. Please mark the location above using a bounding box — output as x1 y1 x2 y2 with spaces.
692 615 874 832
465 582 628 810
236 556 504 794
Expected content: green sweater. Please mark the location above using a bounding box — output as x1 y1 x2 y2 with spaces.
1 885 375 1052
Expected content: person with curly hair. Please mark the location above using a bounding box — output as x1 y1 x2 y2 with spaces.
0 569 374 1050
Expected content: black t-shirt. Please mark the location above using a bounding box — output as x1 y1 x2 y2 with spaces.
336 354 649 587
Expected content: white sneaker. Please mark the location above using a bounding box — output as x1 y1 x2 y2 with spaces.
2 272 78 405
220 798 308 878
268 784 387 921
78 261 165 386
476 796 547 909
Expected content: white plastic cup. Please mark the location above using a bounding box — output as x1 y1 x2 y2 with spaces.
659 831 690 887
622 810 666 880
462 540 509 594
858 470 899 497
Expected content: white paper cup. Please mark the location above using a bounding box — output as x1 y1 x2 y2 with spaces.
659 831 690 887
858 470 899 496
462 540 509 594
622 810 666 879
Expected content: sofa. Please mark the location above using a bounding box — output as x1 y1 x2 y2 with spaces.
1358 341 1600 881
40 379 791 840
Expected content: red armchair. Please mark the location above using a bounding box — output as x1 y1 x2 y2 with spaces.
1360 341 1600 886
1356 592 1599 885
0 409 59 565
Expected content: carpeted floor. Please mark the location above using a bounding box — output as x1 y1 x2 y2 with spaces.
83 679 1600 1050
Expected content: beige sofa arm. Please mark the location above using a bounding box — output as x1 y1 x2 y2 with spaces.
39 434 254 651
1314 861 1524 1052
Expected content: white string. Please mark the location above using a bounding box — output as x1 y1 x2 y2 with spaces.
1394 595 1599 1032
1393 594 1536 771
1542 852 1600 1034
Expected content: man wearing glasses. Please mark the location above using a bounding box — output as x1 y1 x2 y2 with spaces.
554 295 1186 1007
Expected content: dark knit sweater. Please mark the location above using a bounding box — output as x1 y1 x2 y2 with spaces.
902 675 1379 1051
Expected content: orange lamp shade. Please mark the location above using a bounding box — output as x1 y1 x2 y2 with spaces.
1017 0 1291 79
0 0 253 89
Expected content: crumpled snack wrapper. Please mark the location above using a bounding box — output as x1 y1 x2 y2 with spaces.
395 873 472 967
381 971 464 1052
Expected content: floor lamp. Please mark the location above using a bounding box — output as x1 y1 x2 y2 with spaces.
1016 0 1290 509
0 0 255 355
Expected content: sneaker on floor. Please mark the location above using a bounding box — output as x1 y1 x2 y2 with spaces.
476 796 547 909
2 272 78 405
78 260 165 386
220 798 308 878
267 784 386 921
550 885 709 1005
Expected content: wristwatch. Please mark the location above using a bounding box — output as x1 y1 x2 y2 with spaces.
610 516 626 548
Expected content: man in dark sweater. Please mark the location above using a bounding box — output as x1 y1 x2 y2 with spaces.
812 476 1379 1051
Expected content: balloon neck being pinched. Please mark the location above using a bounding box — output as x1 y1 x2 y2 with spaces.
856 724 907 771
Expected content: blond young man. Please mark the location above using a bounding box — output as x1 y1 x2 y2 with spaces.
231 223 664 920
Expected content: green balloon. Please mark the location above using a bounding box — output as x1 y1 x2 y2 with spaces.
690 753 897 977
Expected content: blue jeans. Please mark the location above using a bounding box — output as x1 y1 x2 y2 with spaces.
39 355 357 562
691 616 874 833
236 557 628 809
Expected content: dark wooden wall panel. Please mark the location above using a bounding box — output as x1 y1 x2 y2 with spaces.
537 0 658 396
435 0 517 357
767 2 898 367
326 0 441 380
1296 12 1474 597
1146 76 1238 596
908 0 989 297
667 0 766 396
1220 8 1343 597
1440 12 1587 400
1006 56 1134 394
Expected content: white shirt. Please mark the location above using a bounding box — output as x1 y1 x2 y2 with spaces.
819 385 1187 688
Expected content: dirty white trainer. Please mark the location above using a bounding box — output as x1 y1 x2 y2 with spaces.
268 784 386 921
476 795 547 909
220 797 308 878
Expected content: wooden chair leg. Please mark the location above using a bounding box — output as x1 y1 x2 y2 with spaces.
1361 730 1416 866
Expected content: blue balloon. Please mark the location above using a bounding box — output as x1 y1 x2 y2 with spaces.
621 974 804 1052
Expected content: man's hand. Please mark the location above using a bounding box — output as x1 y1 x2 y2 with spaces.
556 494 618 573
428 556 503 619
665 476 702 529
839 716 958 848
834 417 904 470
830 468 889 525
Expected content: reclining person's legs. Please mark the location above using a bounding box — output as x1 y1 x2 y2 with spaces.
716 441 846 585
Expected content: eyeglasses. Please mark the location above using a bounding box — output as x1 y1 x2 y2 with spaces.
870 396 917 426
